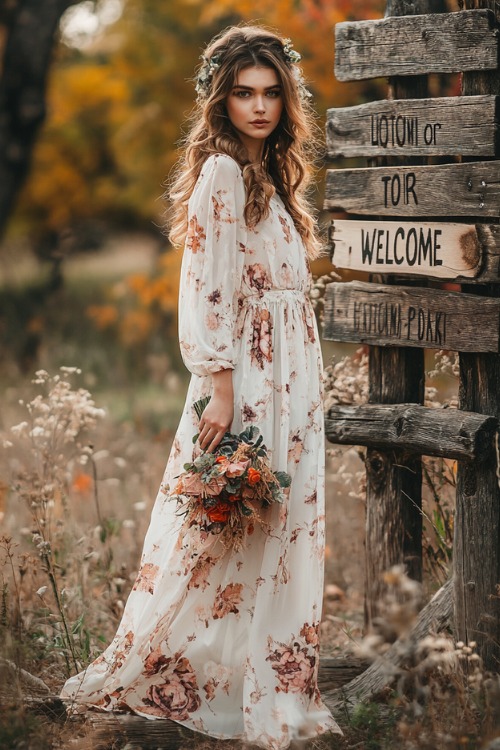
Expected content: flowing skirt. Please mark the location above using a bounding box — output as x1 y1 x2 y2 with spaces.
61 290 342 750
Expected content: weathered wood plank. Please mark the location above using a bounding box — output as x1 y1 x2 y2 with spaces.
335 10 498 81
326 95 498 158
317 656 369 692
331 222 500 283
325 578 454 710
329 219 482 281
325 403 497 460
323 281 500 352
325 161 500 218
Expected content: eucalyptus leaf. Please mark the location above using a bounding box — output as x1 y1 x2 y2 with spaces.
193 395 211 421
274 471 292 487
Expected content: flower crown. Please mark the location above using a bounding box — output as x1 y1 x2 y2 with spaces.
194 37 312 100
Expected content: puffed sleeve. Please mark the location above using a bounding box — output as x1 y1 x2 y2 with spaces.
178 153 247 377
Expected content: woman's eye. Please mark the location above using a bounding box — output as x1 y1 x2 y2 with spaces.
267 90 281 98
235 91 250 97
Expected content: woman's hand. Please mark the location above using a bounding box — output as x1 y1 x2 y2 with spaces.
198 369 234 452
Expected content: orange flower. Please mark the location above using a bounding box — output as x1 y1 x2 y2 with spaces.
247 467 261 485
72 473 92 494
215 456 227 464
227 494 239 503
207 502 231 523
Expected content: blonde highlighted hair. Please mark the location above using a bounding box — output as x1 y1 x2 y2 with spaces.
166 24 324 260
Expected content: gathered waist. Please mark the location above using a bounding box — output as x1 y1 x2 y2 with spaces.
241 289 309 305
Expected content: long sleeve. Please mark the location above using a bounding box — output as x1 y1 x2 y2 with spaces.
178 153 247 377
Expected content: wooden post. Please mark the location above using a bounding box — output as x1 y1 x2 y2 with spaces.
363 0 447 624
454 0 500 670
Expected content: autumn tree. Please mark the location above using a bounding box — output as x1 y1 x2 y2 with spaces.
9 0 386 255
0 0 85 242
3 0 386 371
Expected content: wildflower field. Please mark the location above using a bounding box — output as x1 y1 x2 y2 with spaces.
1 252 499 749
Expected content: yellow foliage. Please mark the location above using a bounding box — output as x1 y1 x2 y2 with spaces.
119 308 155 347
10 0 386 241
87 249 181 348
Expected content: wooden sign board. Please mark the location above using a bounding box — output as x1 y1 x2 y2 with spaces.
335 9 498 82
326 96 497 158
323 281 500 353
325 161 500 218
329 219 482 281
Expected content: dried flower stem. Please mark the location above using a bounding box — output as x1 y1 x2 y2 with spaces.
90 455 103 528
39 546 77 674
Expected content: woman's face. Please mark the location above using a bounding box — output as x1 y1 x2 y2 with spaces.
225 65 283 161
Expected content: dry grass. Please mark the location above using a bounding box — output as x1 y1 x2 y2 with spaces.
0 350 498 749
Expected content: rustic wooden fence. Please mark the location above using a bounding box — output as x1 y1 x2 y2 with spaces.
324 0 500 672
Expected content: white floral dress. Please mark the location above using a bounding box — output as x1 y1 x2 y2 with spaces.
61 153 342 749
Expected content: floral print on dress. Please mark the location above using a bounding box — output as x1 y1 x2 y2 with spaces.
203 661 232 700
142 652 201 720
246 262 273 293
212 191 236 240
212 582 244 619
108 630 134 674
186 216 206 254
61 153 342 749
251 308 273 369
242 401 258 422
187 554 216 591
279 214 293 243
132 562 160 595
266 622 320 698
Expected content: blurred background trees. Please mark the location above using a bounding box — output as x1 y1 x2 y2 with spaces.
9 0 385 252
0 0 81 242
0 0 385 387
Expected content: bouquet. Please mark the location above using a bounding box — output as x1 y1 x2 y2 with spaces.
172 395 291 550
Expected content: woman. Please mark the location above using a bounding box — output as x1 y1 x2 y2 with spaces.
61 24 342 749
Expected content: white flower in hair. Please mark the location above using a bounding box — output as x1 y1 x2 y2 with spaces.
292 65 313 99
195 53 221 97
282 38 302 64
283 38 313 100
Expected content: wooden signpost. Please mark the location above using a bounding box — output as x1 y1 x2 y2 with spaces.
326 95 498 158
329 220 482 280
323 0 500 676
334 9 498 81
331 221 500 283
324 281 500 352
326 162 500 217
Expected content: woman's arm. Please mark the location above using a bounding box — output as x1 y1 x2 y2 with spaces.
198 368 234 452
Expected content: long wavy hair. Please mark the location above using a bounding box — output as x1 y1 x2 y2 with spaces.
166 25 323 260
